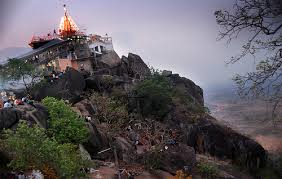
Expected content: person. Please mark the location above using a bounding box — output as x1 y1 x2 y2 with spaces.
0 99 3 109
58 71 63 78
1 93 8 103
22 97 27 103
14 99 24 106
80 64 85 71
4 101 12 108
18 171 25 179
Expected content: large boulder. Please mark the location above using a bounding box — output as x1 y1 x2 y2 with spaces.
168 74 204 106
96 51 121 68
31 67 85 102
85 75 132 93
73 99 95 117
0 104 49 131
83 121 110 160
16 103 49 128
121 53 151 79
184 117 267 171
0 108 21 130
139 144 196 174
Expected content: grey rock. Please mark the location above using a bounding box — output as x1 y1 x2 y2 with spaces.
31 67 85 103
0 108 21 130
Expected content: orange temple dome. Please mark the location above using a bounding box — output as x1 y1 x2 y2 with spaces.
59 4 79 37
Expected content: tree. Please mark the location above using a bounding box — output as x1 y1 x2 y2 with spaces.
133 70 173 119
215 0 282 124
0 58 42 94
42 97 89 144
1 121 87 178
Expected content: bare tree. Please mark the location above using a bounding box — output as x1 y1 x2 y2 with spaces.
215 0 282 125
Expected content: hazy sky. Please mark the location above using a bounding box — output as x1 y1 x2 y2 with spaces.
0 0 255 90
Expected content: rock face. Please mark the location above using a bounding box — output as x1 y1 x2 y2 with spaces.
0 108 21 130
0 104 49 131
140 144 196 174
32 67 85 102
168 74 204 106
85 75 132 93
121 53 151 79
185 117 267 170
83 121 110 159
73 99 95 117
96 51 121 67
16 103 49 128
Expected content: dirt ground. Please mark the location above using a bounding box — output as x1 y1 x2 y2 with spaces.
206 93 282 153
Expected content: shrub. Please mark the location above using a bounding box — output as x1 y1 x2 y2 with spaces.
197 162 218 179
42 97 89 144
2 121 86 178
90 93 128 124
144 150 162 170
134 72 173 119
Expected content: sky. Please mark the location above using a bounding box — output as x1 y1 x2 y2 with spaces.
0 0 256 91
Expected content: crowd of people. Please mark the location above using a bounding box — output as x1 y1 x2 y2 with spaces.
0 91 35 109
0 170 43 179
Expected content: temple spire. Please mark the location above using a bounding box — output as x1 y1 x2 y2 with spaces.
59 4 79 37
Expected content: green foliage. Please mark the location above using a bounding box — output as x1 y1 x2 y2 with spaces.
144 151 162 170
2 121 86 178
0 58 42 94
90 92 128 124
197 162 218 178
32 79 48 91
42 97 89 144
134 72 173 119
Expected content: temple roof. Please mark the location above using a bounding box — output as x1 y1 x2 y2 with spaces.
17 38 68 60
59 5 79 37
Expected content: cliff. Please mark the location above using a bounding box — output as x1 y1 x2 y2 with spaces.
0 52 269 178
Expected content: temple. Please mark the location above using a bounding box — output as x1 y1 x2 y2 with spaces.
18 4 115 73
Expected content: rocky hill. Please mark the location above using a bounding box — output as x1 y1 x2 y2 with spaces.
0 52 272 178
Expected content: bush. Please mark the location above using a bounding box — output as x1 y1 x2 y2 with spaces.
134 72 173 119
90 93 128 124
42 97 89 144
197 162 218 179
2 121 86 178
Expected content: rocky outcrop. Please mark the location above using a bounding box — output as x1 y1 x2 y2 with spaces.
95 51 121 68
85 75 132 93
0 104 49 130
83 121 110 160
139 144 196 174
16 103 49 128
73 99 95 117
121 53 151 79
0 108 21 130
168 74 204 106
31 67 85 103
184 117 267 171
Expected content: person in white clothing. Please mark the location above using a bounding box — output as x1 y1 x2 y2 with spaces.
4 101 12 108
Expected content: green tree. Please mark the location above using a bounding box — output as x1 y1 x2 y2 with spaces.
42 97 89 144
2 121 86 178
215 0 282 124
134 71 173 119
0 58 42 94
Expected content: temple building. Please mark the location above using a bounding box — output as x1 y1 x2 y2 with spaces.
17 5 114 73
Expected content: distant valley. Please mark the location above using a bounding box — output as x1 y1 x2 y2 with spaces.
205 86 282 153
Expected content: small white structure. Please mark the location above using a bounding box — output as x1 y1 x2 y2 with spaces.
88 34 114 56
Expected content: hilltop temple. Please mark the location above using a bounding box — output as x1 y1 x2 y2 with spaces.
18 4 115 73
